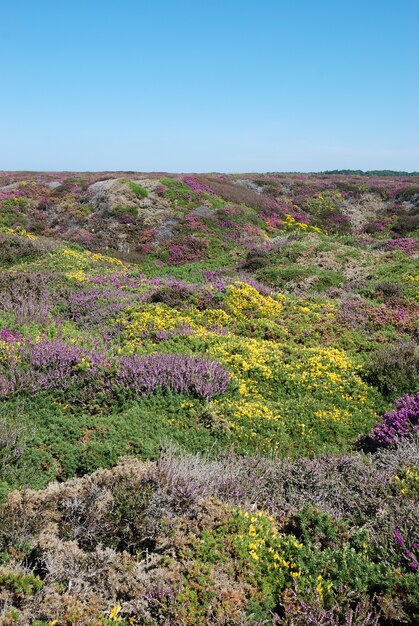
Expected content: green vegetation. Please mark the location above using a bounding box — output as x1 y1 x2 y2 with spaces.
123 179 148 199
0 171 417 624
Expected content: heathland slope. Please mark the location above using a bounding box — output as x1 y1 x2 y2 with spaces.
0 172 418 625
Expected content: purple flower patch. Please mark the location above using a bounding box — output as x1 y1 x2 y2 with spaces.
183 176 214 195
369 393 419 447
116 353 230 400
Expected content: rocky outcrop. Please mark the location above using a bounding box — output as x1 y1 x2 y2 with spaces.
88 178 173 227
340 192 388 231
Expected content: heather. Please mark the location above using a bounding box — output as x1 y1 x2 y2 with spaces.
0 445 417 625
368 393 419 447
0 172 418 625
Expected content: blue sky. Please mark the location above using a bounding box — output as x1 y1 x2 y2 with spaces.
1 0 418 172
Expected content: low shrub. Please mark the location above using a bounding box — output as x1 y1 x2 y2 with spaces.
242 250 271 271
112 204 138 220
0 570 43 600
383 237 418 254
183 175 214 195
281 589 381 625
116 354 230 400
374 282 404 300
0 417 25 474
0 234 40 266
149 284 195 308
368 393 419 447
0 270 61 326
365 341 419 397
392 213 418 237
0 339 108 399
395 185 419 202
168 235 209 265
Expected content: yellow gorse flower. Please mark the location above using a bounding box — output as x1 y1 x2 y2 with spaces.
0 226 38 239
109 604 123 621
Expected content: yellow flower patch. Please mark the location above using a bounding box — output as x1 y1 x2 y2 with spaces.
224 281 284 318
0 339 22 363
0 226 38 240
65 270 87 282
120 305 233 348
314 407 351 423
234 509 302 583
282 214 322 233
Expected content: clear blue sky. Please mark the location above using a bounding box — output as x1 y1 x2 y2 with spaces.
1 0 418 172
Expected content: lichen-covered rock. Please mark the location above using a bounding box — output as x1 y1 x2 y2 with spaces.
87 178 172 224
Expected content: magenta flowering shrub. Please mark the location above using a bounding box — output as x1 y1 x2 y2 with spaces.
369 393 419 447
382 237 418 255
168 235 208 265
90 273 141 288
202 270 226 291
0 186 33 203
1 338 231 402
184 212 209 232
292 212 310 224
364 220 388 233
183 176 214 195
26 339 108 391
338 299 416 334
0 328 22 344
327 214 351 234
393 528 418 570
116 354 230 400
69 228 95 247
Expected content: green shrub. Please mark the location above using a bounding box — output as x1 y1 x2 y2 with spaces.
257 265 310 288
0 571 43 598
365 341 419 397
396 185 419 202
149 284 194 308
242 251 271 271
0 234 40 266
392 213 418 236
374 282 404 300
0 198 28 228
257 264 344 292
